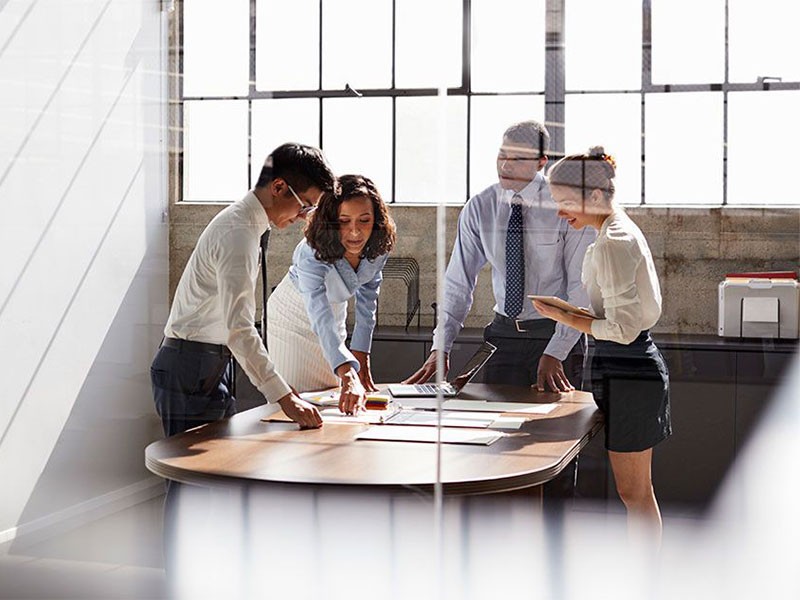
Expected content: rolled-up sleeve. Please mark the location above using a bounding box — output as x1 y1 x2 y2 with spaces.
217 229 292 403
590 238 645 345
351 255 387 354
294 248 359 374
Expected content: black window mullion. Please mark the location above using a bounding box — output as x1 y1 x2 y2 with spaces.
722 0 729 206
248 0 256 189
545 0 565 162
641 0 651 205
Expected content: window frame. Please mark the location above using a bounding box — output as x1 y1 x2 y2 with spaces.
170 0 800 206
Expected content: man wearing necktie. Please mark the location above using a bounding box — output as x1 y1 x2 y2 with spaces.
405 120 595 393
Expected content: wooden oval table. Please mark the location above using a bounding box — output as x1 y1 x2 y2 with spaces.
146 384 602 497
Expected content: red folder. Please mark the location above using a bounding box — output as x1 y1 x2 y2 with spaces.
725 271 797 280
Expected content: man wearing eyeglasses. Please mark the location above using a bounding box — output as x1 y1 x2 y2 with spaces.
151 142 336 438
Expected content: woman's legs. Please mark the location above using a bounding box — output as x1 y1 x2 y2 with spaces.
608 448 662 546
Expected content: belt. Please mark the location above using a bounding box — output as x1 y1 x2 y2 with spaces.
492 312 550 333
161 337 231 357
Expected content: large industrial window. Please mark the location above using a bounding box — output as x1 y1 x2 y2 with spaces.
175 0 800 206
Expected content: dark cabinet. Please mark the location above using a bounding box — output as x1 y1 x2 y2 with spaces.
370 339 427 383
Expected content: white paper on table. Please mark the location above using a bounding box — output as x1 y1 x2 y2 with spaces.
355 425 504 446
386 410 499 429
488 416 526 430
319 404 400 424
299 390 339 407
444 400 558 414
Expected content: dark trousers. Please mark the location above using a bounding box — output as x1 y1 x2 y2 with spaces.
150 343 236 438
150 342 236 591
482 315 586 501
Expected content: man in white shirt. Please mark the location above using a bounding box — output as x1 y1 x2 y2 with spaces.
151 143 336 436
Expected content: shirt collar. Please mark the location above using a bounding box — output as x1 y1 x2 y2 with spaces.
502 171 552 208
243 190 271 232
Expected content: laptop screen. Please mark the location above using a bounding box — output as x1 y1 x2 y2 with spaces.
449 341 497 393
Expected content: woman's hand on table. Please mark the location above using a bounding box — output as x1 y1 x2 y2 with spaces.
352 350 378 392
337 365 366 415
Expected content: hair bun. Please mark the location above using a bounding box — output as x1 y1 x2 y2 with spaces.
588 146 605 157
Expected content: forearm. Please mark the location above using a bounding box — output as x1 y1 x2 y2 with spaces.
557 312 595 336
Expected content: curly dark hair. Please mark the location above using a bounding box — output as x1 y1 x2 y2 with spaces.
304 174 396 263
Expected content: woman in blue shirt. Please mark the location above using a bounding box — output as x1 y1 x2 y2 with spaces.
267 174 396 414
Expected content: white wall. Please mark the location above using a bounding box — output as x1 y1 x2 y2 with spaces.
0 0 167 540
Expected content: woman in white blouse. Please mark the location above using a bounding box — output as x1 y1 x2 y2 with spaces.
267 175 396 414
533 147 671 543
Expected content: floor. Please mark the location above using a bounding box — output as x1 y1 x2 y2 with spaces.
0 496 167 600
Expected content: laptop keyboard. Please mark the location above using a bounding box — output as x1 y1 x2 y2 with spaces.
414 384 441 395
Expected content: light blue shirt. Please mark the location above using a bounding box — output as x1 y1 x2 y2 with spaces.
432 172 595 361
289 239 388 374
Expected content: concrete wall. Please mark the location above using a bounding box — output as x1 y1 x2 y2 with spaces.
169 203 798 336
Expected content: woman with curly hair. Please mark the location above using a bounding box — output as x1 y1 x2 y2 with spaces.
267 174 396 414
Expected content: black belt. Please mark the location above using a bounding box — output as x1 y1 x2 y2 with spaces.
161 337 231 357
492 312 551 333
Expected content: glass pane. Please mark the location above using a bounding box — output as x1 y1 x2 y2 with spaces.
565 0 641 91
322 0 392 90
395 96 467 204
730 0 800 83
565 94 641 205
651 0 724 85
322 98 393 200
471 0 545 93
469 95 545 197
250 99 320 187
395 0 461 89
728 91 800 206
183 100 249 202
644 92 723 205
183 0 249 97
256 0 319 90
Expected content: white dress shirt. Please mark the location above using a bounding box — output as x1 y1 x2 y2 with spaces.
585 209 663 345
164 191 291 403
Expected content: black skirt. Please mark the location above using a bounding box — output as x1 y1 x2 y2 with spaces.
589 330 672 452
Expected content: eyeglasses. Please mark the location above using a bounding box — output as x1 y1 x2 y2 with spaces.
287 184 318 215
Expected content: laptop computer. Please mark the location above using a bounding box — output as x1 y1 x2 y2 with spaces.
387 341 497 398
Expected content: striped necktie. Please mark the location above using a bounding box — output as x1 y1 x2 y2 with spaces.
504 197 524 318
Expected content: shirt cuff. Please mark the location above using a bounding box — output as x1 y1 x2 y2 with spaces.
256 374 292 404
543 337 575 362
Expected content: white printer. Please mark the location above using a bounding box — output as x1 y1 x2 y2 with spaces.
718 272 799 339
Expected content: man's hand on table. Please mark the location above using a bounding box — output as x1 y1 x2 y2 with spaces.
535 354 575 393
402 350 450 384
337 365 366 415
278 393 323 429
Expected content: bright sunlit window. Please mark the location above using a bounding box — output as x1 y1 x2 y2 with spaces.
178 0 800 207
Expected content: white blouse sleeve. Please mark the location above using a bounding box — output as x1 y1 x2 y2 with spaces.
589 236 646 345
